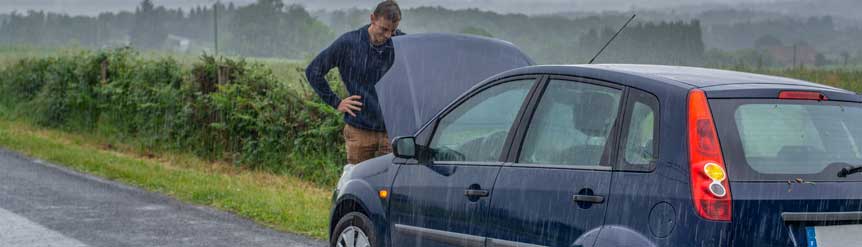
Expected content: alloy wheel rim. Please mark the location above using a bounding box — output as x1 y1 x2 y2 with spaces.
337 226 370 247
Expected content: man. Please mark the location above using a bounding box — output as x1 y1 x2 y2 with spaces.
305 1 404 164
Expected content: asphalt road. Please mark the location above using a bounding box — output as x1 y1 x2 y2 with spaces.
0 148 327 247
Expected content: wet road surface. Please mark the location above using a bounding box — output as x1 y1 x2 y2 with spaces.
0 148 326 247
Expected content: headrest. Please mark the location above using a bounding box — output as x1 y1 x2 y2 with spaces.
574 92 616 137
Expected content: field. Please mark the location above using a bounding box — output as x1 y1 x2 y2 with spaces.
728 66 862 92
2 45 860 92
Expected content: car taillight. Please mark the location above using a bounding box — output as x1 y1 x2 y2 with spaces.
688 89 732 222
778 91 827 101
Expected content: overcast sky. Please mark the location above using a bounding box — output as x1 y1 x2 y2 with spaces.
0 0 803 16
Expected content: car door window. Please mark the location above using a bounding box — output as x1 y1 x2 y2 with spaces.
519 79 622 166
620 89 660 170
429 79 534 162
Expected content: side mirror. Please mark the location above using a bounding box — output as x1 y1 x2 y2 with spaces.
392 136 417 159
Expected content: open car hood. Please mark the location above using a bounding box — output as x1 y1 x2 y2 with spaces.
376 33 534 141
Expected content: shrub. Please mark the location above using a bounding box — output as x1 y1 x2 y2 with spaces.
0 49 346 185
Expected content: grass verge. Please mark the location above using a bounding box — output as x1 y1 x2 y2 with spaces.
0 116 332 240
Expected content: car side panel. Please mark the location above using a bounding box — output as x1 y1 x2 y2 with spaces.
487 167 612 246
598 83 733 246
389 164 502 246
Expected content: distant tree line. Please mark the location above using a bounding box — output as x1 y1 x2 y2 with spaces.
705 16 858 52
317 7 862 67
0 0 334 59
1 0 860 67
0 0 707 64
317 7 706 64
579 21 704 64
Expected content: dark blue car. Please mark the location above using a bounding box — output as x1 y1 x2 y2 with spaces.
329 34 862 247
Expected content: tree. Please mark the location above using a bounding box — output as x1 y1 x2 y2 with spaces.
224 0 333 58
130 0 168 50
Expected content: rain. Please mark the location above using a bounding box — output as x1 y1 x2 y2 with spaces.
1 0 862 247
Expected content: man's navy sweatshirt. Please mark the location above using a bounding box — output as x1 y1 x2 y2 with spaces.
305 25 404 132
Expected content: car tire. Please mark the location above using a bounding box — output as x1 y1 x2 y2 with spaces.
331 212 378 247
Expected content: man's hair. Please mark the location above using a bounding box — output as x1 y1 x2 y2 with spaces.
373 1 402 22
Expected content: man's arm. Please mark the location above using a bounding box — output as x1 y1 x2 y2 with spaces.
306 39 345 109
305 38 363 117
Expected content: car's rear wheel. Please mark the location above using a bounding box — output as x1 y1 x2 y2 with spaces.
331 212 377 247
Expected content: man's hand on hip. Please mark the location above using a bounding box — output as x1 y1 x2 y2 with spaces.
338 95 363 117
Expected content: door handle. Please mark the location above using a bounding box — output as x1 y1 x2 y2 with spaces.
464 189 490 197
573 195 604 204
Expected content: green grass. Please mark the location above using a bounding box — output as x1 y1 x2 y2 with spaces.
0 45 85 68
0 114 332 240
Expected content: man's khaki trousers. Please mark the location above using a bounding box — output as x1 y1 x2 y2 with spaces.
343 125 392 164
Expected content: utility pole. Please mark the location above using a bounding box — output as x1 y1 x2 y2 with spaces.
213 1 219 57
792 44 798 69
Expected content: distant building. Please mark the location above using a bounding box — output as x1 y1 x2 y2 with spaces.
166 34 192 53
764 44 817 66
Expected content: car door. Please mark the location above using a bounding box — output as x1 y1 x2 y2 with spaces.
485 77 625 247
389 77 540 247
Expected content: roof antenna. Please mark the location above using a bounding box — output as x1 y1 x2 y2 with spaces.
588 14 637 64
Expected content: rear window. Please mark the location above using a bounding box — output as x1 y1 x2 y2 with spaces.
711 99 862 181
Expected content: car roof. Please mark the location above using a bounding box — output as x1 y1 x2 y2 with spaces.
492 64 853 94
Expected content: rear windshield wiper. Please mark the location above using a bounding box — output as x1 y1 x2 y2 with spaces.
838 166 862 178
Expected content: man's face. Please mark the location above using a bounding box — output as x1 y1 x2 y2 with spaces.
369 14 399 45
